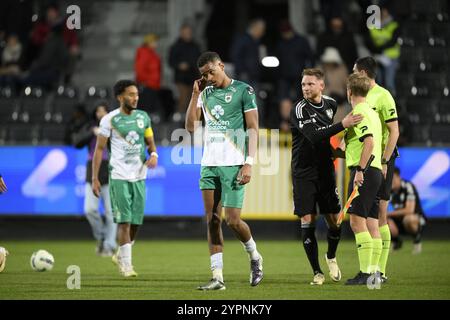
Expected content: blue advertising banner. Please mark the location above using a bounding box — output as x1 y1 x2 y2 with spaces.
0 146 204 216
0 146 449 217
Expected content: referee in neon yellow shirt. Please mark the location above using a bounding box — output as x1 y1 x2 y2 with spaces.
343 74 383 285
353 57 399 283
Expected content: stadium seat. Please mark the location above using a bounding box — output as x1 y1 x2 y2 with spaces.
0 86 20 124
406 99 438 124
436 101 450 123
400 21 432 47
395 72 415 97
410 0 448 19
431 22 450 46
51 86 80 123
7 124 39 145
83 86 112 111
40 124 67 144
18 87 51 123
422 47 449 71
430 124 450 143
415 73 447 97
398 47 423 72
410 125 431 144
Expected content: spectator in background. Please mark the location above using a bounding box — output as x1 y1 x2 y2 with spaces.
134 33 162 115
230 18 266 89
22 22 69 89
0 34 23 89
169 24 201 119
279 98 293 134
365 5 400 96
72 101 117 257
319 47 349 105
28 3 79 82
316 17 358 73
276 20 314 102
29 4 79 61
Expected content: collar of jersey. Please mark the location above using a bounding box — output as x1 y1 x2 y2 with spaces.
214 79 234 91
306 99 324 109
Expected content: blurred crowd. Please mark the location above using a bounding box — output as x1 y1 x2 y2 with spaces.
3 0 448 146
0 1 80 91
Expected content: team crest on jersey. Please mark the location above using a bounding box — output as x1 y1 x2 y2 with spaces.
211 105 224 119
326 109 334 120
137 119 144 129
125 131 139 145
225 93 233 103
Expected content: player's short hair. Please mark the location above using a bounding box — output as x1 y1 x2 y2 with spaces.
347 73 371 97
113 80 137 97
302 68 324 80
394 167 401 176
197 51 221 68
355 57 377 79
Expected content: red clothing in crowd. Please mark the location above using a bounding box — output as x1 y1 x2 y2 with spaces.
134 45 161 90
31 21 79 48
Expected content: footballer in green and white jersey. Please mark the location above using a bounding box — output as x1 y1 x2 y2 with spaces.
197 79 257 167
99 108 153 182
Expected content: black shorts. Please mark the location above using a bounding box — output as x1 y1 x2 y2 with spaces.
377 157 396 201
347 167 382 219
392 214 426 234
293 176 341 217
392 217 406 234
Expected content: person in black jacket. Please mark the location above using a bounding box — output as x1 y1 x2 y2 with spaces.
290 68 363 285
276 21 314 102
72 100 117 257
230 18 265 89
169 24 201 117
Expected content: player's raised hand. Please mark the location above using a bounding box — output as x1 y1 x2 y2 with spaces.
237 164 252 185
193 78 207 95
92 178 101 198
342 112 364 128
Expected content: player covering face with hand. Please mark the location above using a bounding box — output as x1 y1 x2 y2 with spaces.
185 51 263 290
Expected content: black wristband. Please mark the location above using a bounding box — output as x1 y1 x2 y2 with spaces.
356 166 363 172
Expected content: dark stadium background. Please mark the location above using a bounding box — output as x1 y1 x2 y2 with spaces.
1 0 450 241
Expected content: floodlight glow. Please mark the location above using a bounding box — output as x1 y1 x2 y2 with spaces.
261 56 280 68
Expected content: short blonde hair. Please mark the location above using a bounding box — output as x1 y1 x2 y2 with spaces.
347 73 371 97
143 33 158 46
302 68 324 80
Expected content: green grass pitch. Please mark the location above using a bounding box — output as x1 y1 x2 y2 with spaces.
1 240 449 300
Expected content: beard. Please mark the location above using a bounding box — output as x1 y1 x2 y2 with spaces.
123 100 136 112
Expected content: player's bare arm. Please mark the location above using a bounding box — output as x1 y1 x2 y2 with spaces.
355 136 374 187
144 135 158 168
382 120 399 177
238 109 258 185
92 134 108 197
185 78 205 132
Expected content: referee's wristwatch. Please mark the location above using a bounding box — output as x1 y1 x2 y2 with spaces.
381 158 389 165
356 166 364 172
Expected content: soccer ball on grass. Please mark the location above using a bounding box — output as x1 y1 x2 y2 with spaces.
30 250 54 272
